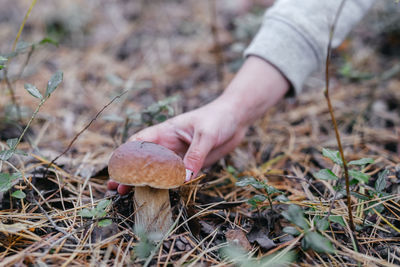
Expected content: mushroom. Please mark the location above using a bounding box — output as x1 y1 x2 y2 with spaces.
108 141 185 235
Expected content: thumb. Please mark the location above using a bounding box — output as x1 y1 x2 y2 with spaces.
128 126 160 143
183 130 215 181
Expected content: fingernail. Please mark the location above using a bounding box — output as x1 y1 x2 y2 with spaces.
185 169 193 182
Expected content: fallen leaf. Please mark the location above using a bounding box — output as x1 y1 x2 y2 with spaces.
225 229 252 251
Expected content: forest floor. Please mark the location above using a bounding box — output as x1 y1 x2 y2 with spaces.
0 0 399 266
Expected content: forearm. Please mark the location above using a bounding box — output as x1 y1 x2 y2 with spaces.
216 56 289 126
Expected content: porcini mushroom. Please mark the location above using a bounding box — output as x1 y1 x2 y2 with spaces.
108 141 185 235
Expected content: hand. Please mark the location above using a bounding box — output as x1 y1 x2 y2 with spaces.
108 56 289 195
107 100 247 194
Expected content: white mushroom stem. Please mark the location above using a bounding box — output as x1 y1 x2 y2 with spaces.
134 186 173 236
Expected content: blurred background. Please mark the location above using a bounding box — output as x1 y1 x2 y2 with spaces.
0 0 400 265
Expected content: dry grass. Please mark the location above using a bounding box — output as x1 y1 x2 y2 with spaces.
0 0 399 266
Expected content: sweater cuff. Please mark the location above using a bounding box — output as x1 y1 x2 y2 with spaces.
244 17 320 95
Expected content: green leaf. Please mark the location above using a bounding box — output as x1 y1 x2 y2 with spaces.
24 83 43 99
154 114 167 123
283 226 301 236
12 190 26 199
96 199 111 211
45 71 63 97
38 37 59 47
350 191 370 200
0 149 14 161
248 194 266 208
303 231 335 254
133 238 155 259
328 215 346 227
348 158 374 166
221 244 296 266
6 138 18 150
274 195 289 202
313 169 339 181
79 208 94 218
349 170 370 183
250 194 267 202
0 172 22 192
316 218 329 231
98 219 112 227
322 148 342 165
226 165 237 175
265 185 281 195
220 245 255 266
281 205 309 230
94 210 107 218
236 177 264 189
339 62 374 81
0 56 8 65
375 169 388 193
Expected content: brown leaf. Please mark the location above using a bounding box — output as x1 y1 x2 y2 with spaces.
225 229 252 251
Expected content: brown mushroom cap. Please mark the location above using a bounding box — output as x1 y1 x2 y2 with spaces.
108 141 186 189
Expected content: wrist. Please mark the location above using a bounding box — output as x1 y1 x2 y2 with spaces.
218 56 289 126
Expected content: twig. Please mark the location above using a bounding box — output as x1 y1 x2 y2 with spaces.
31 194 79 243
324 0 360 251
14 97 47 150
44 90 128 177
12 0 37 51
17 45 35 80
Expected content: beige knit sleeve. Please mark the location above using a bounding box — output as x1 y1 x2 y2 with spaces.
244 0 376 94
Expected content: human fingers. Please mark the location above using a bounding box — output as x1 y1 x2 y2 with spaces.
183 130 216 180
117 184 133 195
128 125 160 143
129 122 190 156
107 180 119 190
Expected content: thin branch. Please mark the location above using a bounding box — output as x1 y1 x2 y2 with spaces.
12 0 38 51
31 195 79 243
17 45 35 80
324 0 360 251
44 90 129 176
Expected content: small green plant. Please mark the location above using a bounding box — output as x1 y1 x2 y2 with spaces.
79 199 112 227
11 190 26 199
0 56 7 70
0 172 22 193
131 227 163 260
236 177 288 210
339 62 373 82
221 244 296 266
312 148 390 225
313 148 374 185
1 37 58 122
0 70 63 198
0 70 63 162
282 205 335 254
